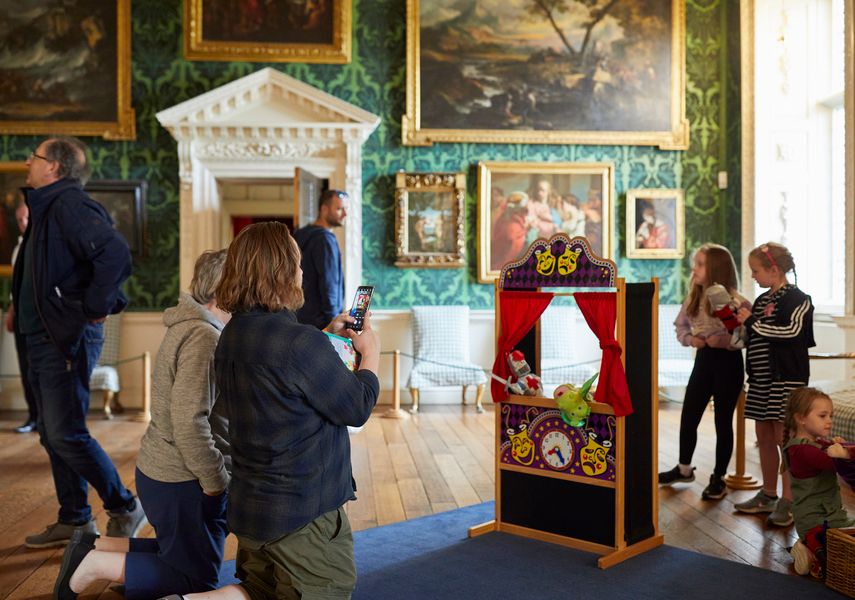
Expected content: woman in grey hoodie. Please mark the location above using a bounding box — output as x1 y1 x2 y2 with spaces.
54 250 231 600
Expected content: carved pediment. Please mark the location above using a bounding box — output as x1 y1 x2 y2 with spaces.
156 67 379 298
157 67 379 134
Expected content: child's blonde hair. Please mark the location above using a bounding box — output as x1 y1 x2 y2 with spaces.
685 243 739 318
748 241 797 281
783 387 831 449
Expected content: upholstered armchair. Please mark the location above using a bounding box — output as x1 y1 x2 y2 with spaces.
407 306 487 413
658 304 696 400
90 315 124 419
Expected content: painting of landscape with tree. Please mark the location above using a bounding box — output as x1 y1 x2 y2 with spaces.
403 0 687 148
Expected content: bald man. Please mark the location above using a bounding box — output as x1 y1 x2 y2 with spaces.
13 136 145 548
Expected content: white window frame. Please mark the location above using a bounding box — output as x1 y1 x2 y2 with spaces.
741 0 854 317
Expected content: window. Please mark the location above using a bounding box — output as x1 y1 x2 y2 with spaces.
752 0 846 313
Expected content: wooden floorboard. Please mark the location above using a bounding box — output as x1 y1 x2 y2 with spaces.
2 398 853 597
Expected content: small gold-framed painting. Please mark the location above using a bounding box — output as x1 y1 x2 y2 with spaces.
394 172 466 268
184 0 351 63
625 188 684 259
477 161 613 283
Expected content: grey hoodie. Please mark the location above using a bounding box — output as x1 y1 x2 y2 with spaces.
137 293 230 493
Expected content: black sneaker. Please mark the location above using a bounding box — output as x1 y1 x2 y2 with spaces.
702 474 727 500
658 465 695 485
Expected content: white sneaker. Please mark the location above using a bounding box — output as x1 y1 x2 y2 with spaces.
790 539 815 575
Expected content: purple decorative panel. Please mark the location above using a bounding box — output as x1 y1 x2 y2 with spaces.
499 402 617 482
500 235 616 289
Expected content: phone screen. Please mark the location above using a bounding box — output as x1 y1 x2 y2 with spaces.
346 285 374 331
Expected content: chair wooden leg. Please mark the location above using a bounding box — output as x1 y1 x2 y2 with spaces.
410 388 420 413
461 385 468 405
103 390 114 420
475 384 485 413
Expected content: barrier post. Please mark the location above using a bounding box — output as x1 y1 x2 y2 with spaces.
383 349 409 419
725 390 761 489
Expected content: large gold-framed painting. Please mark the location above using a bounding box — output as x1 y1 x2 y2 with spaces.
184 0 352 64
403 0 688 148
478 161 613 283
0 0 135 140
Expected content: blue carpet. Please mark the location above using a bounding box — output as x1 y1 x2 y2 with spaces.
220 502 841 599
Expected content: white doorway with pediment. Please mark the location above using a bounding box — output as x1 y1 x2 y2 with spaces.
156 67 380 298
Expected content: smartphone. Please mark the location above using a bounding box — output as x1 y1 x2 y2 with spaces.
345 285 374 331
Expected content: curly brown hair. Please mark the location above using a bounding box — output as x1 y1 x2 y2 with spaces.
215 222 304 313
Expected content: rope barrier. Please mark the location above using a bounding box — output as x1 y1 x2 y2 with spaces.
377 350 600 377
0 353 148 378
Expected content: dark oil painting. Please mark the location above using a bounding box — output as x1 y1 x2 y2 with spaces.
419 0 673 132
0 165 28 273
0 1 118 122
202 0 333 44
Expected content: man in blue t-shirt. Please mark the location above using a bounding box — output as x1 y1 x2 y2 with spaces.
293 189 348 329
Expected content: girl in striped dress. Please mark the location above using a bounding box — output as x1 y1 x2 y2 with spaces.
734 242 815 527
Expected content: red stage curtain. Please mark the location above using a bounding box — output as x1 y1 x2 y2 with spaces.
491 291 554 402
574 292 633 416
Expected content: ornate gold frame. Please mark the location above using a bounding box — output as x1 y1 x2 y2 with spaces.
394 172 466 268
0 0 135 140
478 161 613 283
625 188 685 260
0 162 28 278
184 0 352 64
403 0 688 148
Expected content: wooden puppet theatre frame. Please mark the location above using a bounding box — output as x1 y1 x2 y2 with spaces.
469 234 664 568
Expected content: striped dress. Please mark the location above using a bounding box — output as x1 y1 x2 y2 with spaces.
744 284 812 421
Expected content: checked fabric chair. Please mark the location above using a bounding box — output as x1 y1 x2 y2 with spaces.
539 304 600 390
407 306 487 413
90 315 124 419
657 304 696 401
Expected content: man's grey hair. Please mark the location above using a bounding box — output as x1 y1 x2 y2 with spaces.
44 136 91 185
190 249 228 305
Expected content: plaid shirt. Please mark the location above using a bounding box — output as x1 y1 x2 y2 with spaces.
215 309 379 543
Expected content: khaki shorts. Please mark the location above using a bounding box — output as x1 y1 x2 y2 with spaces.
236 506 356 600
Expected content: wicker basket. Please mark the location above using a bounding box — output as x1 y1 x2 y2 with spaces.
826 527 855 598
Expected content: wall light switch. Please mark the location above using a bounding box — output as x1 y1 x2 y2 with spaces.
717 171 728 190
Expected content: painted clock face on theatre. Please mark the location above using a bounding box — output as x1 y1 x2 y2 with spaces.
540 429 574 470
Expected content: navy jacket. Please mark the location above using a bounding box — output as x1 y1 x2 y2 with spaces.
12 179 132 358
293 225 344 329
215 309 379 543
744 285 815 383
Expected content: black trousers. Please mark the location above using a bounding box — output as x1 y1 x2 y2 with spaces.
678 346 745 477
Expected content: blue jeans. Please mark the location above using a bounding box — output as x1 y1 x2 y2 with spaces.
27 324 134 524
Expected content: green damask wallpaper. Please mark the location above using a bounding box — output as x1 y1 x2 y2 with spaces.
0 0 739 310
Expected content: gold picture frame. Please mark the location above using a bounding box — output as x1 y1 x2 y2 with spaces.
184 0 352 64
0 0 135 140
395 172 466 269
403 0 687 148
625 188 685 259
478 161 613 283
0 162 29 277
